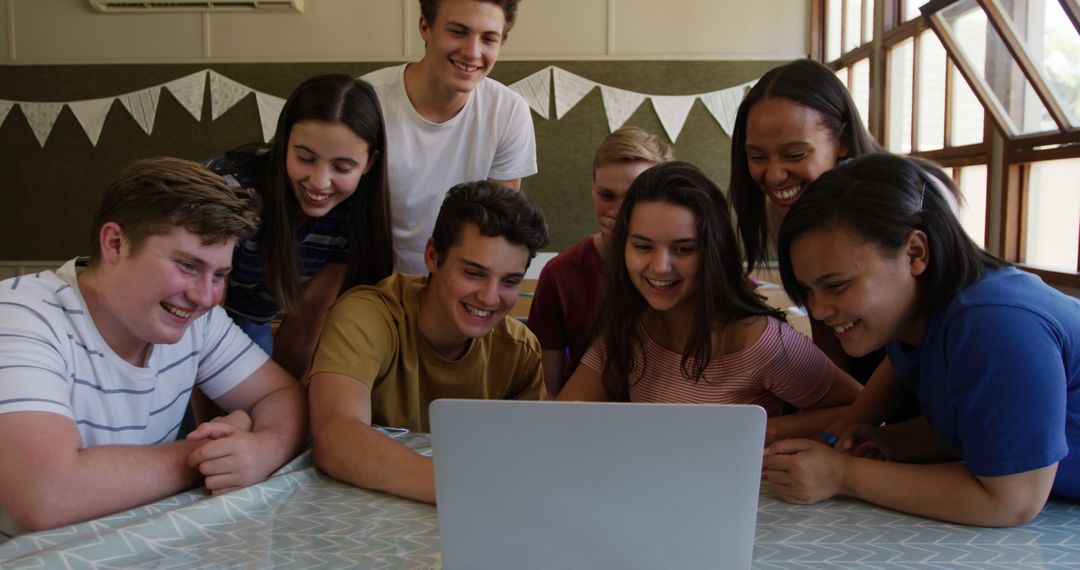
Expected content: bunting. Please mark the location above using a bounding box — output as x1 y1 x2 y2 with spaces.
0 67 756 148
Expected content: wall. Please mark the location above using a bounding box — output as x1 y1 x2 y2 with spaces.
0 0 808 261
0 0 808 63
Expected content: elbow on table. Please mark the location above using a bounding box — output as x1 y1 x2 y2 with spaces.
983 498 1046 528
4 491 80 532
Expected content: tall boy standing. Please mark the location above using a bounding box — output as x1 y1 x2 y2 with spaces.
363 0 537 273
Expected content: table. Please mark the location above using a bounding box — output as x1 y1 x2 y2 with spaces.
2 431 1078 569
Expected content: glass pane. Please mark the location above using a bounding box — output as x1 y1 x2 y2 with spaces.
1025 158 1080 271
903 0 922 22
940 0 1055 135
864 0 872 43
950 61 985 145
888 39 915 153
851 58 871 129
865 0 876 44
917 29 947 151
835 66 849 88
827 0 842 61
956 164 988 247
997 0 1080 128
844 0 862 53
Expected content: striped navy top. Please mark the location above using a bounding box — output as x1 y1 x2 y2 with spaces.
207 148 353 323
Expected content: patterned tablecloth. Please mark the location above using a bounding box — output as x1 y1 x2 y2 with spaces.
1 431 1078 569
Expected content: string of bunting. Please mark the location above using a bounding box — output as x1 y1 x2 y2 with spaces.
0 66 754 148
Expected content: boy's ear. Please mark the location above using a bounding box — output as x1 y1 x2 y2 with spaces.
423 237 440 273
98 222 127 265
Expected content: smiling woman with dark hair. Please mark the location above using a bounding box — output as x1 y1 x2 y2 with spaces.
764 152 1080 527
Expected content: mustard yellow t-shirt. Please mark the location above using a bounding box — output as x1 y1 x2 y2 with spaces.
308 273 544 431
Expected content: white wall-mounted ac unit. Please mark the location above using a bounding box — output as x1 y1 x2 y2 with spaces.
87 0 304 12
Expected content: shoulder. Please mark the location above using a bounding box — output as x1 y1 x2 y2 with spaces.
938 267 1080 338
490 316 542 355
473 77 529 117
333 274 422 321
360 64 404 88
0 264 83 331
539 237 594 277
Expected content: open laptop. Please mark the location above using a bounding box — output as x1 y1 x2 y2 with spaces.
429 399 766 570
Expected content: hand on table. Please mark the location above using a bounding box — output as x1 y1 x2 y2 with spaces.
836 423 891 461
187 410 272 494
763 439 849 504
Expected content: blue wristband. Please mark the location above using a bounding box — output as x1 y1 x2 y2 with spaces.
820 432 838 447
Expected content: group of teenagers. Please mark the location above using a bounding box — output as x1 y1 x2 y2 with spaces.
0 0 1077 543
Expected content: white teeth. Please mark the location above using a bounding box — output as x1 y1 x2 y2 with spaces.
162 303 193 319
833 321 856 334
646 278 676 288
305 189 331 203
773 186 801 200
452 61 480 72
464 305 492 318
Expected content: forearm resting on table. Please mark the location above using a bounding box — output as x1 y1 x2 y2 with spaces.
0 424 204 531
246 383 308 468
767 407 850 445
311 416 436 503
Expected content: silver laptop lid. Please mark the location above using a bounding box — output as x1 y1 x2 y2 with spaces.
430 399 766 570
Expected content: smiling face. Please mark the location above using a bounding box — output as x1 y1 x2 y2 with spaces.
421 222 529 358
624 201 702 317
91 225 234 363
286 120 373 220
745 97 847 215
419 0 505 97
592 160 655 240
790 225 928 356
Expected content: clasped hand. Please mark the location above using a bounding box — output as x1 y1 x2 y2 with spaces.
185 410 271 495
762 423 891 504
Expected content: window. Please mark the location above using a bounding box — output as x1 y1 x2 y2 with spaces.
814 0 1080 286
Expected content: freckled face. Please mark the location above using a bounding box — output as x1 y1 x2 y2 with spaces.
745 97 847 215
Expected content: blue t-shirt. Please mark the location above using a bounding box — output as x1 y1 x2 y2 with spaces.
887 266 1080 500
206 148 352 323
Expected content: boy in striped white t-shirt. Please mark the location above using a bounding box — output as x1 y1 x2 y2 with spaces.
0 158 306 538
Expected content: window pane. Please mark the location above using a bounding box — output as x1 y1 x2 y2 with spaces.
1020 0 1080 127
864 0 875 44
903 0 922 22
888 39 915 153
844 0 862 53
835 66 849 89
940 0 1055 135
917 29 947 151
851 58 871 128
827 0 842 61
1025 158 1080 271
956 164 988 247
950 61 985 146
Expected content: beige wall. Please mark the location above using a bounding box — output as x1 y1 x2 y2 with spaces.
0 0 808 63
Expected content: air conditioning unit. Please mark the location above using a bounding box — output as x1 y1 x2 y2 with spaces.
88 0 304 12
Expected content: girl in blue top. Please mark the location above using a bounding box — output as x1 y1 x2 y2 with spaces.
764 153 1080 527
208 75 393 378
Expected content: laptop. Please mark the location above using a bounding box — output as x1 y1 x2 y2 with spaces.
429 399 766 570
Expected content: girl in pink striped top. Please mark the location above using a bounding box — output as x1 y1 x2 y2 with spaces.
557 161 862 444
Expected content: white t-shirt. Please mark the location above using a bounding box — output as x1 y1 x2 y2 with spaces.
0 259 267 538
362 64 538 273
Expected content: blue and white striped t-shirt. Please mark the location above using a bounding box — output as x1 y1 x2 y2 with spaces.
0 259 267 447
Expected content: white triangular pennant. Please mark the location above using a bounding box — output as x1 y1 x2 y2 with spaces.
68 97 115 146
164 70 207 121
119 87 161 135
599 85 647 133
651 95 696 142
255 91 286 143
20 102 63 148
553 67 596 120
509 67 551 120
0 101 13 127
700 80 754 137
210 70 253 121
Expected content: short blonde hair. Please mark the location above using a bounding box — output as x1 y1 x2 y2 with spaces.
592 126 674 175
